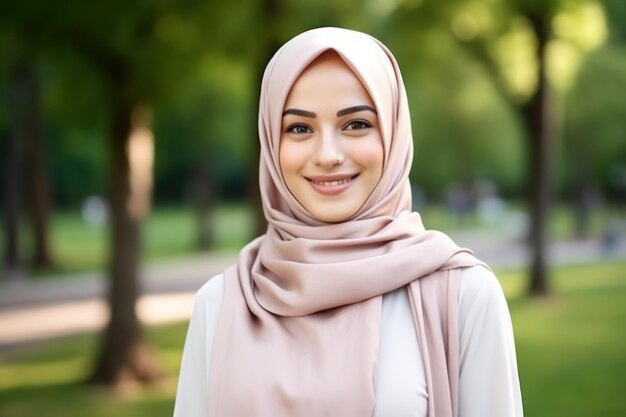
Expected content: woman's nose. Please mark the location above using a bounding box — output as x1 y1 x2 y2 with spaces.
314 129 343 168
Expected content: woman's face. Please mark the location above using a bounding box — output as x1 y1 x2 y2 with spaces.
279 52 384 223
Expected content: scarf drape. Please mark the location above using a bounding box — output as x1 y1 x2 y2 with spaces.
208 27 482 417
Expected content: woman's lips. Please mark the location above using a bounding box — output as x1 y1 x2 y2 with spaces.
305 174 358 195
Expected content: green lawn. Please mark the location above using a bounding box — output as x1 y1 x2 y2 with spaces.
506 262 626 416
28 204 253 276
0 324 187 417
1 261 625 416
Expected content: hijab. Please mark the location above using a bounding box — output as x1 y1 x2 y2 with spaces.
208 27 482 417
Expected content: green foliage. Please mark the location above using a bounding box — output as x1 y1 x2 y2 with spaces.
48 129 107 206
562 44 626 196
407 39 524 197
604 0 626 43
0 0 623 207
152 53 254 202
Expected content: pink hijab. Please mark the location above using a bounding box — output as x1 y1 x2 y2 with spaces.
208 27 482 416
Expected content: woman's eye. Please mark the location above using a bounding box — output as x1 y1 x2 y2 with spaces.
287 125 312 134
345 120 371 130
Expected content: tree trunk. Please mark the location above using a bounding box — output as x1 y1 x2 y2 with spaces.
19 61 54 268
3 61 27 280
456 7 558 297
523 13 556 297
89 63 161 386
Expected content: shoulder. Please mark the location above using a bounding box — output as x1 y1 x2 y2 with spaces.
197 273 225 298
184 273 225 343
458 266 510 335
459 265 503 301
458 265 509 326
192 273 225 318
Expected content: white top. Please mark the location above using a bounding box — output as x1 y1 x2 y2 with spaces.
173 265 523 417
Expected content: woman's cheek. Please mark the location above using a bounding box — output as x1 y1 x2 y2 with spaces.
349 137 384 169
280 140 308 177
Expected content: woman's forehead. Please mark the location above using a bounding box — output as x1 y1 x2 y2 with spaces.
286 53 372 102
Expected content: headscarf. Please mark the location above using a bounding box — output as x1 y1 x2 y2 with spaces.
208 27 482 417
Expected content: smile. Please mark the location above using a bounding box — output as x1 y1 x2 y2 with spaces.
305 174 358 195
310 178 351 186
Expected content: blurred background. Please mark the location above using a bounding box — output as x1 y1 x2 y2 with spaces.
0 0 625 416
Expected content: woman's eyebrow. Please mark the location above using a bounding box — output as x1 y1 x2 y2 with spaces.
282 109 317 118
337 105 377 117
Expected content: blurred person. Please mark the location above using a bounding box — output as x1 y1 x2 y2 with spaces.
173 27 523 417
446 182 472 228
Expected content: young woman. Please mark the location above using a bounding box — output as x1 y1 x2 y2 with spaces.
174 27 523 417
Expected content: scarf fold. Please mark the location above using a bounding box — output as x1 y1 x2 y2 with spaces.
208 27 482 417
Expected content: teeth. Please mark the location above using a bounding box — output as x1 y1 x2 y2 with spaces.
311 178 351 187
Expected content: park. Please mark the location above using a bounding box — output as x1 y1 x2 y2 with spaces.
1 0 626 415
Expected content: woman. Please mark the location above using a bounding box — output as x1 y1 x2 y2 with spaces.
174 27 523 417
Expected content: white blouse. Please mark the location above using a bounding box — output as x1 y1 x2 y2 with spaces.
173 265 523 417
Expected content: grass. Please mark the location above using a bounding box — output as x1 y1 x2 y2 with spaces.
1 261 625 416
0 324 186 417
502 261 626 416
26 203 252 276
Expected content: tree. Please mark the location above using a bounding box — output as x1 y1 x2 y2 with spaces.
19 58 54 268
0 16 55 276
62 6 199 386
519 4 558 296
0 0 209 386
54 0 250 386
3 58 26 280
383 0 608 295
431 0 605 295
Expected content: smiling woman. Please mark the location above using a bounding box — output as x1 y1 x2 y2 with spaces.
173 27 523 417
280 51 384 223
